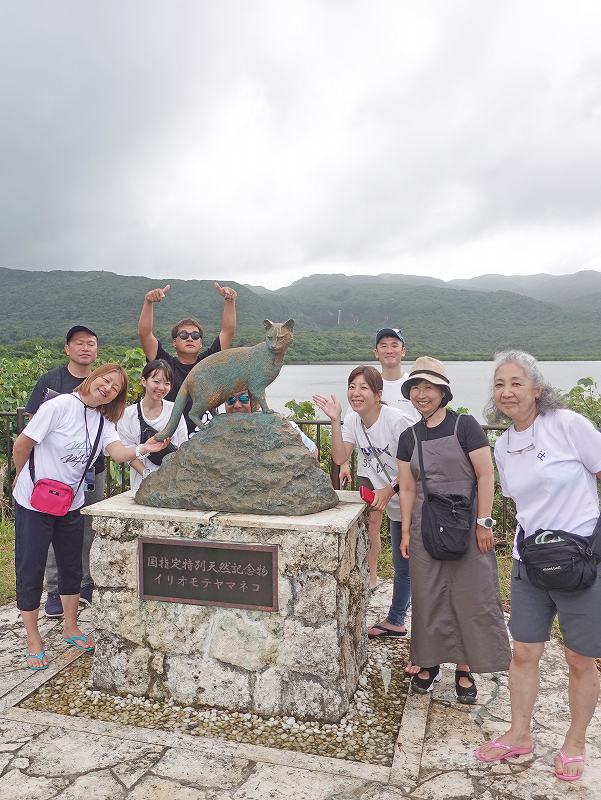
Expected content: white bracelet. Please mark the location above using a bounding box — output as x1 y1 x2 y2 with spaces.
135 444 146 460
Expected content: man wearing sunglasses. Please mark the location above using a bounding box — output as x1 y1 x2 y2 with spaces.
224 391 319 459
138 280 237 435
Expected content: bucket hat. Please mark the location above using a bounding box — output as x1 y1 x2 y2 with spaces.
401 356 453 402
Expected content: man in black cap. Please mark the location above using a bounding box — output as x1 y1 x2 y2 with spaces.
25 325 103 617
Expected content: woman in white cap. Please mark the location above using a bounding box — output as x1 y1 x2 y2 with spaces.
397 357 510 703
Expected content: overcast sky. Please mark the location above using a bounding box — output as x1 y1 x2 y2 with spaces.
1 1 601 290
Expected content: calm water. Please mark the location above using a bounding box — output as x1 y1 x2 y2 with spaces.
265 362 601 422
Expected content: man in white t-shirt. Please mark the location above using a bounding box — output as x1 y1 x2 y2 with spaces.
340 328 419 593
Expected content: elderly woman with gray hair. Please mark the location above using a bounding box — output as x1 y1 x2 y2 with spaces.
475 351 601 783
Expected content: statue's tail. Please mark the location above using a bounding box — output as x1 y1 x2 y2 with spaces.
156 384 188 440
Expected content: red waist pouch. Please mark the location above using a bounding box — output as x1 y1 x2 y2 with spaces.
30 479 74 516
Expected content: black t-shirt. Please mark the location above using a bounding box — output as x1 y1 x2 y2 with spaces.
155 337 222 434
25 365 106 473
397 410 489 462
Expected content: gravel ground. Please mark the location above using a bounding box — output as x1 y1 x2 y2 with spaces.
20 637 409 766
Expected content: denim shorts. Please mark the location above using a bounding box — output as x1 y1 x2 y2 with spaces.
509 558 601 657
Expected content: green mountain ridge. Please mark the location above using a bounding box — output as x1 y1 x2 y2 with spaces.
1 266 600 360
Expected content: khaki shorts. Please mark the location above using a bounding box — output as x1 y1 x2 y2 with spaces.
509 558 601 657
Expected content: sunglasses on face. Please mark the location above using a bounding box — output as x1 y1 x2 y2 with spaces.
176 331 201 340
226 394 250 406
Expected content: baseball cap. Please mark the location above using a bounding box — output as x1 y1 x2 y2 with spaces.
66 325 98 343
375 327 405 345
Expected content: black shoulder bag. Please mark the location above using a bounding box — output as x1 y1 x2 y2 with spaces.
415 426 476 561
137 402 177 466
516 520 601 592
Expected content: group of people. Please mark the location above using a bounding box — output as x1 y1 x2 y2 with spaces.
11 283 601 782
13 281 240 668
315 331 601 783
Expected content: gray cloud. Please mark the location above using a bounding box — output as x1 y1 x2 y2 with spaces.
1 0 601 287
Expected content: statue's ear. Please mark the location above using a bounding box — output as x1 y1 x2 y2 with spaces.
263 319 273 330
283 319 295 330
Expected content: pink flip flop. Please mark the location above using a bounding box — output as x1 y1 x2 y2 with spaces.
474 738 533 762
554 749 585 782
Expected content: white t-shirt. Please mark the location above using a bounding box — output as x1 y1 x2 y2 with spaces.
343 373 419 477
495 409 601 559
342 404 413 520
14 393 120 512
118 400 189 491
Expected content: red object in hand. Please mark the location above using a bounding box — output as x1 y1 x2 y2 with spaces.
360 485 376 504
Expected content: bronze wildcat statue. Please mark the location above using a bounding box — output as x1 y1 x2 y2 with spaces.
156 319 294 440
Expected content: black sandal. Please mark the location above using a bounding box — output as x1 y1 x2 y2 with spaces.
455 669 477 704
410 665 440 694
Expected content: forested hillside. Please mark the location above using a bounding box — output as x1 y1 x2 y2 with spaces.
2 266 600 360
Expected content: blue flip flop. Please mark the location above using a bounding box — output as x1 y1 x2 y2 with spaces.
26 650 48 671
63 635 95 653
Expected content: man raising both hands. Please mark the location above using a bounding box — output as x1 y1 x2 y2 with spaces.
138 281 237 435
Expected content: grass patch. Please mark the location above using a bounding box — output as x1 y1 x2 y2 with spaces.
0 503 15 605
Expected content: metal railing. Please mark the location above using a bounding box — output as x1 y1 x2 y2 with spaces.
0 409 513 539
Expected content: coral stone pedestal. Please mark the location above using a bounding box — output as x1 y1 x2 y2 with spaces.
83 490 368 722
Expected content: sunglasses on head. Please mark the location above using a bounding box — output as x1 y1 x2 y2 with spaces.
176 331 201 340
226 393 250 406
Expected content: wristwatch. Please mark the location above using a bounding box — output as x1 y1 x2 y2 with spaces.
135 443 147 460
476 516 496 529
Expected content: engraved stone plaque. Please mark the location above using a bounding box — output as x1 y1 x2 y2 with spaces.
138 537 278 611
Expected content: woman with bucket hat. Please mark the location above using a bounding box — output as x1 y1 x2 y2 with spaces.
397 357 510 703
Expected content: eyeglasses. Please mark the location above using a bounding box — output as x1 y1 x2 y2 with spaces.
506 419 536 454
176 331 201 340
226 394 250 406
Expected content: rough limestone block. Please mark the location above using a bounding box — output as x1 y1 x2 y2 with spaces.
292 572 338 625
165 654 251 707
140 601 213 655
277 619 340 677
92 589 146 647
279 530 339 574
208 609 282 671
283 676 349 721
253 667 284 715
90 537 138 588
91 635 151 697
